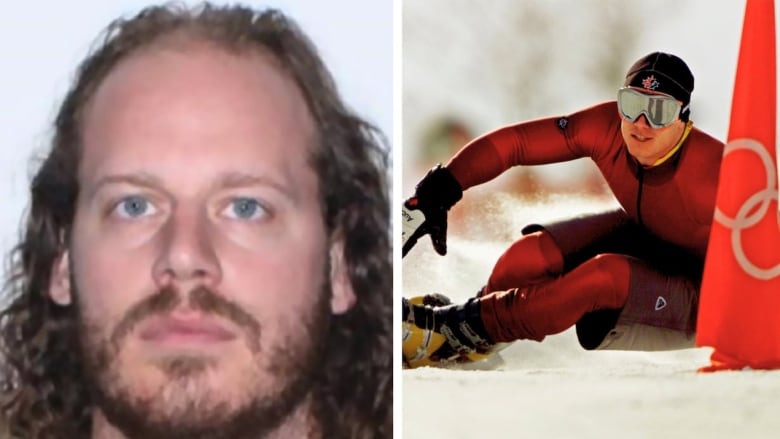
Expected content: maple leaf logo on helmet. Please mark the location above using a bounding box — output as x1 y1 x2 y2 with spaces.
641 75 660 90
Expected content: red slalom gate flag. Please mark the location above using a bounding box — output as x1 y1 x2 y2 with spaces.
696 0 780 371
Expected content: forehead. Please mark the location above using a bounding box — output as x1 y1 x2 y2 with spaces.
79 41 318 190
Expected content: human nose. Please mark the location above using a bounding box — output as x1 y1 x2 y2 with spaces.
152 205 222 289
634 113 651 128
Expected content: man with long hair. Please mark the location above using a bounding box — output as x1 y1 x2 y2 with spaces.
0 4 391 438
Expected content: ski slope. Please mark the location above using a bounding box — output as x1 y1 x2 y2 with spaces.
402 195 780 439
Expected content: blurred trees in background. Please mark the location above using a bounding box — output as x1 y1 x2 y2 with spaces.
403 0 674 201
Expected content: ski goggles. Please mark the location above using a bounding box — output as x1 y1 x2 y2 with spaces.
617 87 684 129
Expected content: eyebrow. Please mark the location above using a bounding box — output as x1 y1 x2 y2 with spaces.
86 171 297 202
86 173 165 201
212 171 297 202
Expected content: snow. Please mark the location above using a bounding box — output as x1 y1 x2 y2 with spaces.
405 361 780 438
402 195 780 438
402 3 780 437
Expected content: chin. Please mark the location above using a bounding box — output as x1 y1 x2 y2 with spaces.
116 347 226 397
121 358 249 415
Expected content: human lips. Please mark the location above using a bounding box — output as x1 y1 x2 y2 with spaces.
631 132 653 142
139 316 238 345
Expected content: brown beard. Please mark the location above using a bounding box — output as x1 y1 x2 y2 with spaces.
75 280 332 439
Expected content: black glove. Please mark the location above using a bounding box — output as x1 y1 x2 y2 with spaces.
402 164 462 256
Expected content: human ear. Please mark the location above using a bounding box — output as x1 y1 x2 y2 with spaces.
48 250 72 306
328 236 356 315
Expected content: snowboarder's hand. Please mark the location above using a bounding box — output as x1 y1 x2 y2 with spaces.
402 164 462 256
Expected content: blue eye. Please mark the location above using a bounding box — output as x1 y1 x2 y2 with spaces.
226 197 267 220
114 195 156 218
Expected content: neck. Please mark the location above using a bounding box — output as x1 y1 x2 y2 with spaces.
90 393 322 439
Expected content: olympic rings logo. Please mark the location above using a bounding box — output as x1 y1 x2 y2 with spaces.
713 138 780 280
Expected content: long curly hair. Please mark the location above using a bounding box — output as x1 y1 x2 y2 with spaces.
0 4 392 438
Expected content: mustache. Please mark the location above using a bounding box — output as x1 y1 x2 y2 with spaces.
109 285 262 350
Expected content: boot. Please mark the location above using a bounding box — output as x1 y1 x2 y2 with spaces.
402 296 496 367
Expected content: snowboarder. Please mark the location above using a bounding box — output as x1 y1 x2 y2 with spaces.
402 52 725 367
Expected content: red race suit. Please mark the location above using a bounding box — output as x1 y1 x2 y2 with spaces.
446 101 724 350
